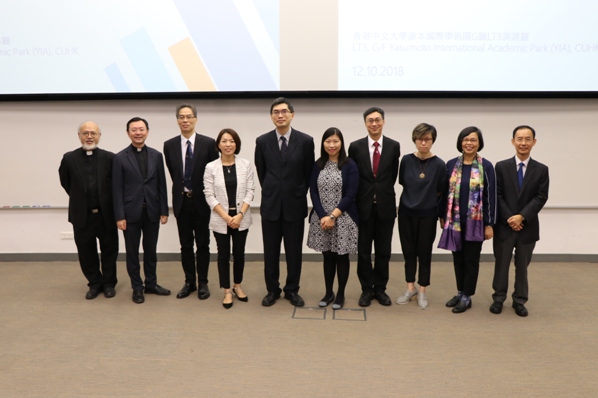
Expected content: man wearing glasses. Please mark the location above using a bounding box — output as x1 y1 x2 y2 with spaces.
164 104 218 300
348 107 401 307
59 121 119 300
255 97 314 307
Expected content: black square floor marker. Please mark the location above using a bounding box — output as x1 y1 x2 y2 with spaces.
292 306 326 320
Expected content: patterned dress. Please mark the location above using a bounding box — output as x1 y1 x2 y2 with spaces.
307 161 358 255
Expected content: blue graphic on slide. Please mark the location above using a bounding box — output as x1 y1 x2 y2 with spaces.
121 28 176 92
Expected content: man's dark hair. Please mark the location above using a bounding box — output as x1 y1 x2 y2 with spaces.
363 107 385 121
270 97 294 114
126 117 149 131
513 125 536 139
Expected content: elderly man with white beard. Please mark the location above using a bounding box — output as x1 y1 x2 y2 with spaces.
59 121 119 299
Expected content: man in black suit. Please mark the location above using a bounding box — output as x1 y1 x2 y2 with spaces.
491 125 549 317
348 107 401 307
113 117 170 304
255 97 314 307
59 121 118 299
164 104 218 300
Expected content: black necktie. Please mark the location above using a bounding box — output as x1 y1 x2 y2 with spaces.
280 136 288 162
517 162 524 189
184 140 193 190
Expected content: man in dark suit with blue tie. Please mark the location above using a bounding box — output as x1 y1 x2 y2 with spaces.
164 104 219 300
255 97 315 307
59 121 118 300
348 107 401 307
113 117 170 304
491 125 549 317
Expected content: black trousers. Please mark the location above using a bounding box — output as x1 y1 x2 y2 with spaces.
262 217 305 295
213 224 249 289
398 213 437 286
451 239 483 297
73 211 118 289
492 232 536 305
123 208 160 290
176 195 211 286
357 204 396 293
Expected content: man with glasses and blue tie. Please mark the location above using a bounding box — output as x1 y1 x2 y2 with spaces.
255 97 314 307
59 121 118 300
164 104 218 301
490 125 549 317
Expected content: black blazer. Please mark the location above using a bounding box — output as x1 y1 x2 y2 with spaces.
112 145 169 223
255 128 315 222
494 157 549 243
348 136 401 221
59 147 116 229
163 133 218 218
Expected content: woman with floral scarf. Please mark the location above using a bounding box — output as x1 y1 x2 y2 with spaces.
439 126 496 314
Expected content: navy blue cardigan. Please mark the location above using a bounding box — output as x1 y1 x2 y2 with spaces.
309 158 359 225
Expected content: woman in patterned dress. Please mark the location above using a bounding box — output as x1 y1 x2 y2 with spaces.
307 128 359 310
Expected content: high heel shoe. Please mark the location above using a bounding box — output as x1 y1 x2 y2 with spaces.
223 292 233 309
232 286 248 302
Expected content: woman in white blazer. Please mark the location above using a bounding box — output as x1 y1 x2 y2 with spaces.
204 128 255 309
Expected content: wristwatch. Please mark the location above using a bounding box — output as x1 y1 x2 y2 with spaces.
329 214 336 220
239 211 245 217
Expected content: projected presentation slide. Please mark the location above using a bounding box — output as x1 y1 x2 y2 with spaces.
1 0 596 94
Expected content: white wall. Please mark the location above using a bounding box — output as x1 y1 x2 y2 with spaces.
1 97 597 256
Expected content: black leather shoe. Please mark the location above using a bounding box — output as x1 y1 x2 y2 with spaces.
284 293 305 307
452 299 472 313
262 292 281 306
145 284 171 296
85 287 101 300
358 291 374 307
176 283 197 299
198 284 210 300
513 303 528 317
132 289 145 304
445 295 461 307
374 291 392 306
489 301 503 314
103 286 116 298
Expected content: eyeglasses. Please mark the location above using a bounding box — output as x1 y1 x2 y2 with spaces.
178 115 196 120
272 109 291 116
416 138 433 143
79 131 99 137
366 117 383 125
462 138 479 144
